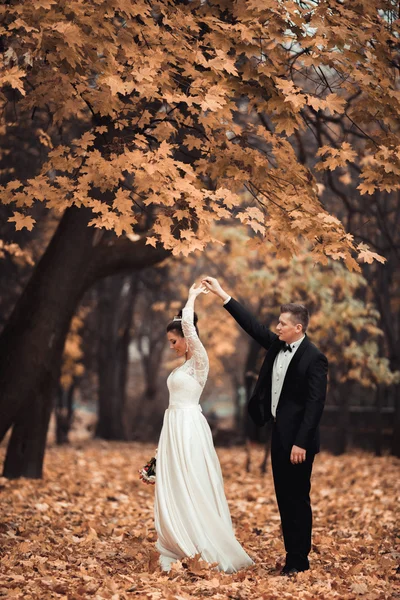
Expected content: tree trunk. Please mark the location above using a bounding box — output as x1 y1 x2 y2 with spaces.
233 374 245 434
130 266 171 439
135 340 165 437
0 206 169 479
335 380 351 455
374 384 383 457
243 337 262 472
95 275 136 440
0 207 96 477
391 383 400 457
244 338 262 440
3 375 55 478
371 252 400 457
55 382 75 445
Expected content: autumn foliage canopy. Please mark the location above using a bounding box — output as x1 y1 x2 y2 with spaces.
1 1 398 267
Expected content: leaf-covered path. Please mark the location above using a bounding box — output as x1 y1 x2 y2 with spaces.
0 442 398 599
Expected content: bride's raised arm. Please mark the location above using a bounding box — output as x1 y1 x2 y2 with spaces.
181 283 209 387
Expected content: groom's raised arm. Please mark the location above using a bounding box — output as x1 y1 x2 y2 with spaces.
224 297 277 350
202 277 277 350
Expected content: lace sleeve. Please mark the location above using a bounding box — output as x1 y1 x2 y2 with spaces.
182 305 209 387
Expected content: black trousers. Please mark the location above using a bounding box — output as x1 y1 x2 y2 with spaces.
271 425 315 570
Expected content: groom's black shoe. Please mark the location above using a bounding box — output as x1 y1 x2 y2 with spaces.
280 565 309 576
280 566 299 577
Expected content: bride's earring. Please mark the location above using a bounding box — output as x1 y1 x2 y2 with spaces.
185 342 189 354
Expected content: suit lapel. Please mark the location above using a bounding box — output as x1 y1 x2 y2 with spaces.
262 340 282 375
281 335 310 389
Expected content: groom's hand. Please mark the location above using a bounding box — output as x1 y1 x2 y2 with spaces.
290 445 306 464
201 276 230 303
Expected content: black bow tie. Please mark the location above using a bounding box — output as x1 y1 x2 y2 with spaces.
283 343 292 353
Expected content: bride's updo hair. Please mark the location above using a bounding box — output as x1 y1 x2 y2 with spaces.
166 309 199 337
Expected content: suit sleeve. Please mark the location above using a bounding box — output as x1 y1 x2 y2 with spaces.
294 354 328 450
224 297 278 350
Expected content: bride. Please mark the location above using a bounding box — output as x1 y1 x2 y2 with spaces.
153 282 254 573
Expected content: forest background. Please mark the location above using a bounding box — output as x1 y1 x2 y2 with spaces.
0 0 399 480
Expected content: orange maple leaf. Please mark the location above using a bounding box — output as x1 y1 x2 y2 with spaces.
8 212 35 231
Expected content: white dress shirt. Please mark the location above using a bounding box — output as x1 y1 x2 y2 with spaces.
271 336 305 417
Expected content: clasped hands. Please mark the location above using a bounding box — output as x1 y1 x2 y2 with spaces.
189 277 224 298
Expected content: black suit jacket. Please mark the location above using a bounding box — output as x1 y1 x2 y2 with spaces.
224 298 328 454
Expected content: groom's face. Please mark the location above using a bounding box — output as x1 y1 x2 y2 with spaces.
276 312 303 343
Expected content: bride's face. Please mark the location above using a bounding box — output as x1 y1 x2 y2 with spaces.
167 331 187 357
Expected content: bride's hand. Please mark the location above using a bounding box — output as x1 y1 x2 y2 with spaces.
189 282 209 298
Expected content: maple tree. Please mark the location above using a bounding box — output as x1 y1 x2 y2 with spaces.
1 0 397 264
0 0 399 478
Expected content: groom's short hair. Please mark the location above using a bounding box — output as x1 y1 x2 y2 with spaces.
280 303 309 332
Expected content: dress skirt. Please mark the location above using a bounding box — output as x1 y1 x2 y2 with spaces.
154 404 254 573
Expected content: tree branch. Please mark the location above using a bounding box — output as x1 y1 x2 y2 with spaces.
85 236 170 288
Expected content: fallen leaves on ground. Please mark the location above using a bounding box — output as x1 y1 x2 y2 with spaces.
0 442 398 599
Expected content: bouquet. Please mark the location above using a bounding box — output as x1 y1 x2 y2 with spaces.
139 456 156 485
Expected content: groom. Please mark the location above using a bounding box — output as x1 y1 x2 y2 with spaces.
202 277 328 576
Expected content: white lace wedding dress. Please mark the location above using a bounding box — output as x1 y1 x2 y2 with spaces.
154 305 254 573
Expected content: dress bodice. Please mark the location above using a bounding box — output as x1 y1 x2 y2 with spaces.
167 306 209 409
